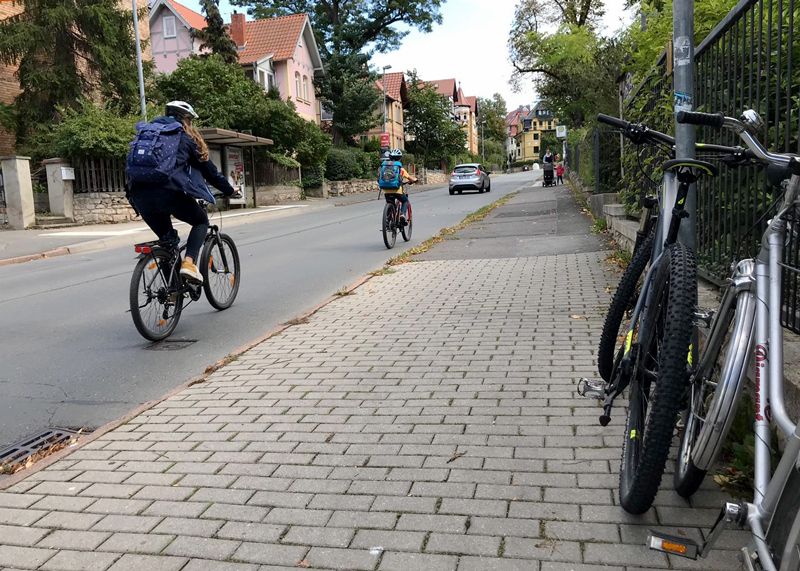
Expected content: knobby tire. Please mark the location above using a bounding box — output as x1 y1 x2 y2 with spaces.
129 251 183 341
619 243 696 515
598 228 655 382
382 202 397 249
201 233 241 310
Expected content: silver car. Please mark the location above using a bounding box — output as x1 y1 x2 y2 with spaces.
449 163 491 195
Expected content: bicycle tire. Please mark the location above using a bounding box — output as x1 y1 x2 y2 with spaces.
401 203 413 242
129 251 183 341
766 465 800 571
382 202 397 249
598 228 656 382
201 233 241 311
619 243 696 514
674 286 755 498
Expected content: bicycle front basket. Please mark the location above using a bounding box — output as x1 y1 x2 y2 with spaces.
781 202 800 334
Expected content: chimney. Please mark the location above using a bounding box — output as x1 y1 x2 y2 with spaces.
230 11 246 48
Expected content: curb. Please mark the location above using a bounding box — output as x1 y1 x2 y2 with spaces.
0 271 376 490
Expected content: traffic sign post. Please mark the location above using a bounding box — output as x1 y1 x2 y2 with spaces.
380 133 390 152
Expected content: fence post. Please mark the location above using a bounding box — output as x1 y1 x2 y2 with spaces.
43 158 75 220
593 129 600 193
0 156 35 229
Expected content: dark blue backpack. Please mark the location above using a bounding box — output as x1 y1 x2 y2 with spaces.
126 121 183 185
378 161 402 190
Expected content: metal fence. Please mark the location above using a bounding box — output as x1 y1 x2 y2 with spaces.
74 158 127 194
618 0 799 285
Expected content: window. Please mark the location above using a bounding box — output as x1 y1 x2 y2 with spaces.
163 16 176 38
295 72 301 99
267 72 275 91
258 69 267 89
533 133 539 140
303 75 309 101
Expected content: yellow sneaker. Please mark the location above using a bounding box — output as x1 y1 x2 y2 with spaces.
180 260 203 284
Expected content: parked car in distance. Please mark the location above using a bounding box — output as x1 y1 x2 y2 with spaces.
449 164 491 195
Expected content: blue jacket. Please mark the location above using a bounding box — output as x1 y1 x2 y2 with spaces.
130 116 234 203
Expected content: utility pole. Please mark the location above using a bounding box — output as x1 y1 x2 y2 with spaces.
480 120 485 162
382 65 392 137
132 0 147 120
673 0 695 249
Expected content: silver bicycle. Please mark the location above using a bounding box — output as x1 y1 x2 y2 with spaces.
646 109 800 571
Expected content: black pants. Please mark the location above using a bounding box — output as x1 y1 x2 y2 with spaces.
131 189 208 260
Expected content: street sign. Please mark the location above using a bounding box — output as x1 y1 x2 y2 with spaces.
380 132 390 148
556 125 567 139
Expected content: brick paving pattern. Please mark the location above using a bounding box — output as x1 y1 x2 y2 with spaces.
0 249 746 569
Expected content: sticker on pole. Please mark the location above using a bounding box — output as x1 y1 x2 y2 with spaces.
674 36 692 66
556 125 567 139
674 91 693 113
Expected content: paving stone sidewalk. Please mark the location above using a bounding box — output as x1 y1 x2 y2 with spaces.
0 188 747 570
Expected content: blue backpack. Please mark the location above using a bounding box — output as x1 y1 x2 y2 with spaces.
126 121 183 185
378 160 402 190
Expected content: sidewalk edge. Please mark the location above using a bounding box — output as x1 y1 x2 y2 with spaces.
0 273 375 490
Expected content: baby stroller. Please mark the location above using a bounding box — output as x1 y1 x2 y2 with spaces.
542 162 554 186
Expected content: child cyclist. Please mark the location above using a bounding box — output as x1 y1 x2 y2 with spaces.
378 149 417 224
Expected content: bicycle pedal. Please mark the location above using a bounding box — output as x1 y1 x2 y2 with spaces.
577 378 606 400
647 531 699 560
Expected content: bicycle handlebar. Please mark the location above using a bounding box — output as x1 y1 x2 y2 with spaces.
676 111 725 129
597 113 675 147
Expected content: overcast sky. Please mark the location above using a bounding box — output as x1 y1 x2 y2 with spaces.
183 0 635 111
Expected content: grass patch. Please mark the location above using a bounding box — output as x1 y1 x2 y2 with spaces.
368 267 397 277
388 192 517 265
334 287 355 297
591 218 608 234
283 316 310 326
606 248 632 270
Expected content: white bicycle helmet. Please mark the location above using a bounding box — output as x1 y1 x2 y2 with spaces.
389 148 403 159
165 100 199 120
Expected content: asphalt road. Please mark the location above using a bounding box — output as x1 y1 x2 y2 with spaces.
0 171 538 449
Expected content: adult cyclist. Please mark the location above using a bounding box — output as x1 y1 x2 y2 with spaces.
379 149 417 224
127 101 239 284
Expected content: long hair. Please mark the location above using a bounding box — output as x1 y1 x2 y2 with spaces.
181 117 209 162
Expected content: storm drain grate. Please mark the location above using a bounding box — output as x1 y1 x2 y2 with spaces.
145 339 198 351
0 428 81 472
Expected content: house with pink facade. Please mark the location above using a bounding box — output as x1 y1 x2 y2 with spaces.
149 1 324 124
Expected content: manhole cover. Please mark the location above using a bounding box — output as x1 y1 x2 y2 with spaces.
0 428 82 474
145 339 197 351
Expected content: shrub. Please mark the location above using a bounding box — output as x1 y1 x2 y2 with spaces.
301 164 324 189
326 147 363 181
362 137 381 153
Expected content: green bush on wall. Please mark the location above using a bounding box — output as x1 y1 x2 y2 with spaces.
326 147 383 181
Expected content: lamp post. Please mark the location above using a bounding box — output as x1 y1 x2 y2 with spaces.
132 0 147 119
381 65 392 140
480 120 485 162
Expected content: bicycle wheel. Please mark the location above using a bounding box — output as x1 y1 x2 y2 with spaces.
401 203 413 242
619 243 696 514
200 233 241 310
674 284 755 498
129 251 183 341
598 228 656 381
382 202 397 249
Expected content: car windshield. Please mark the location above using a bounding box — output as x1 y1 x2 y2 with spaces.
454 166 478 174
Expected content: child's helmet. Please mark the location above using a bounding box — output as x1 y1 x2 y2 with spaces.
389 148 403 159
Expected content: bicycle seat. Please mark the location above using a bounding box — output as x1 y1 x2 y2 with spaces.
662 158 719 178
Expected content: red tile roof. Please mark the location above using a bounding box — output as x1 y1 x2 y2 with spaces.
239 13 307 65
377 72 405 102
166 0 207 30
426 78 457 100
464 95 477 114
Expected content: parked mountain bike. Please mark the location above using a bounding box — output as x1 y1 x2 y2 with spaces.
578 114 746 514
380 181 415 249
129 197 241 341
641 109 800 571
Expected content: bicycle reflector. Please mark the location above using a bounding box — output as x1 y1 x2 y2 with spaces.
647 531 699 559
135 244 152 254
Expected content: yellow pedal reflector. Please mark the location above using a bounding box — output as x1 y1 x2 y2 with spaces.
629 429 638 440
647 532 699 559
624 330 634 354
687 343 694 365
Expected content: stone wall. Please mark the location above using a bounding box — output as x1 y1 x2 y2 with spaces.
255 184 302 206
74 192 137 224
421 170 448 185
327 179 376 196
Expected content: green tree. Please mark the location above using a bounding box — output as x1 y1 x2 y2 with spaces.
477 94 508 165
231 0 444 143
0 0 143 146
404 72 467 168
193 0 239 65
509 0 623 126
155 56 328 166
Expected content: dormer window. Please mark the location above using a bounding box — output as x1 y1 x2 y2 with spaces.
163 15 176 39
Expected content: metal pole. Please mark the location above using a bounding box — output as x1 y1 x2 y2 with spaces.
132 0 147 119
481 122 484 161
674 0 696 249
382 69 387 134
